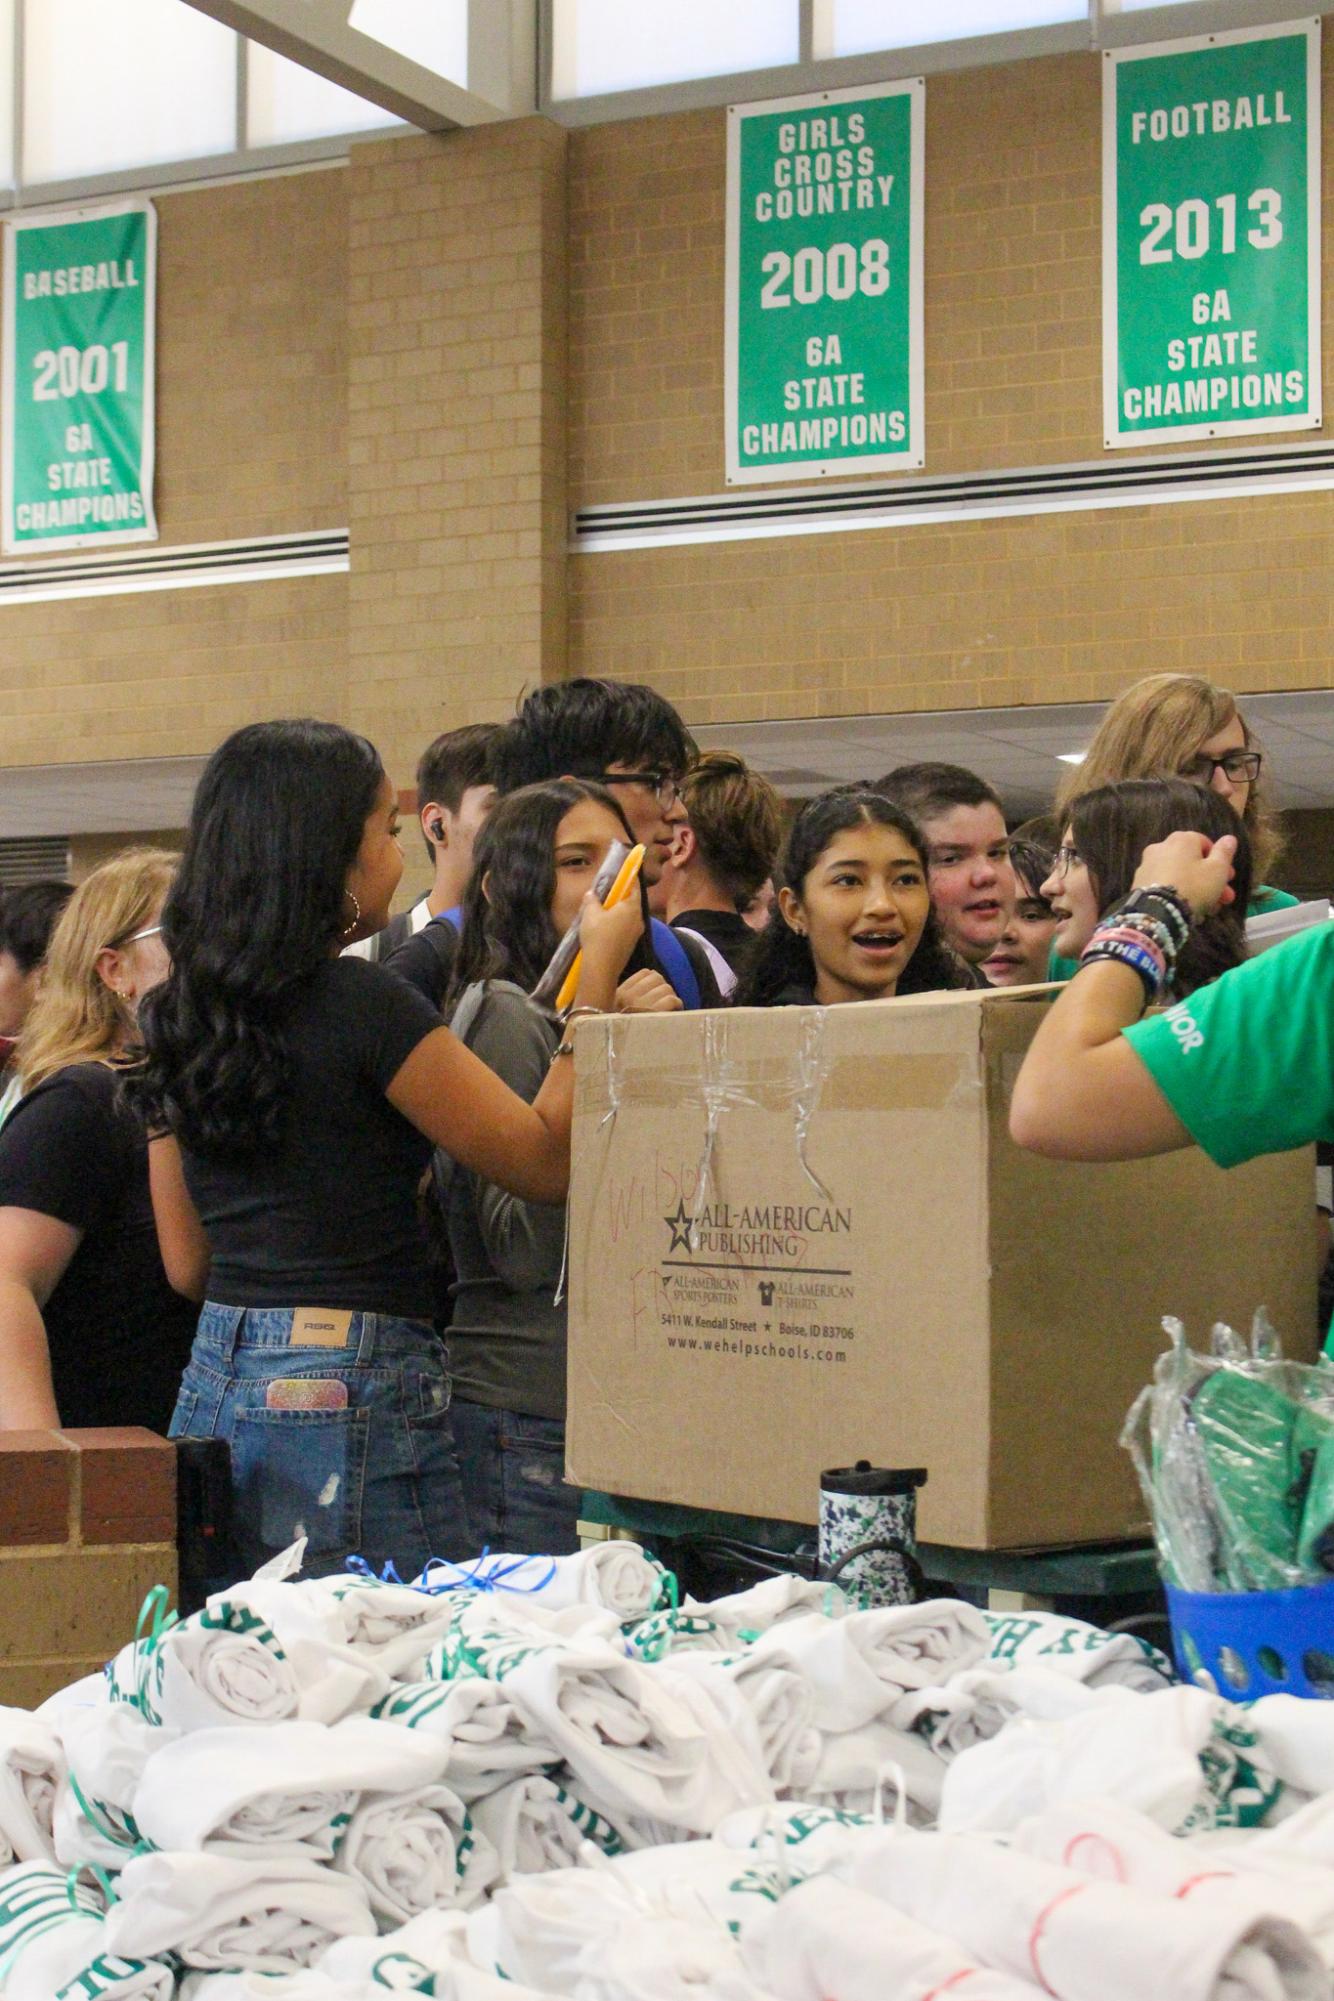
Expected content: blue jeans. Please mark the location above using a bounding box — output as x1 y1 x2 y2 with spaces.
451 1400 582 1557
169 1303 468 1584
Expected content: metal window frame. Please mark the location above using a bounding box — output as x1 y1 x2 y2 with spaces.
1 0 417 213
0 0 1318 205
538 0 1325 123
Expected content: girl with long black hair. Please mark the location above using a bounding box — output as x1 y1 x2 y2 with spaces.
733 787 965 1008
134 721 641 1581
441 779 678 1555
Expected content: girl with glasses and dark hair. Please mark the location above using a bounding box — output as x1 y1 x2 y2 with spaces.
733 786 966 1009
1041 778 1251 1000
441 779 678 1556
132 721 642 1583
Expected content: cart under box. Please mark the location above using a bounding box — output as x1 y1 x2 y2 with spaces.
565 986 1316 1549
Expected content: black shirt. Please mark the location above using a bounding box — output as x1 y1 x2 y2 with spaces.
660 924 724 1008
181 958 444 1319
0 1063 198 1432
672 908 756 981
383 916 458 1012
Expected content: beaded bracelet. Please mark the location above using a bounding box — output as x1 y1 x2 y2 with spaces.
1114 884 1192 950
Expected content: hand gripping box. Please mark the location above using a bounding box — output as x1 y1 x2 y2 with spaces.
565 988 1316 1548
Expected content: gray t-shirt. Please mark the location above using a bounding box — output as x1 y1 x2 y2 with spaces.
444 981 567 1420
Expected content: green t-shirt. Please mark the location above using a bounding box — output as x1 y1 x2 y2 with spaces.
1046 888 1301 986
1123 922 1334 1168
1247 884 1301 915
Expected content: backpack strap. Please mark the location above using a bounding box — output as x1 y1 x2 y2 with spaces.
649 918 701 1010
673 925 737 1000
420 911 458 972
430 981 493 1214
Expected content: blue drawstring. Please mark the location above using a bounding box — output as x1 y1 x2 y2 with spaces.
405 1549 558 1597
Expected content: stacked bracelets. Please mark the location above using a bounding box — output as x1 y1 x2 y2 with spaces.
549 1002 603 1064
1078 884 1193 1011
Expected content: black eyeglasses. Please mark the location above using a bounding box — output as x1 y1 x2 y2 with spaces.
1051 844 1084 876
595 770 682 809
1179 750 1262 786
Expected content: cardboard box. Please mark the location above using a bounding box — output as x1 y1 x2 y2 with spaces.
566 989 1316 1549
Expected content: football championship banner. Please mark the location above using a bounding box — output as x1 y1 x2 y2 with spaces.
1103 19 1319 449
726 78 924 483
2 200 158 553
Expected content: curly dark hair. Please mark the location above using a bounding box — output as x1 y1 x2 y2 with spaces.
132 719 385 1158
445 779 655 1005
733 786 966 1007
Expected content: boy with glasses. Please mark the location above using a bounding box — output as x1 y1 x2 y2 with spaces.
491 679 723 1007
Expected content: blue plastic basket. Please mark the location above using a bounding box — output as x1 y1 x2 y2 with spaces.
1167 1578 1334 1699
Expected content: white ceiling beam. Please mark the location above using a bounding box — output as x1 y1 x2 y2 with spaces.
182 0 536 129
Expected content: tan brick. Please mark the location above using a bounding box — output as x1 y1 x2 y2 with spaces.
0 1546 178 1661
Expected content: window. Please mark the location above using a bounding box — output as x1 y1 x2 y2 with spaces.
550 0 800 100
347 0 468 86
23 0 237 184
0 0 12 188
246 43 397 148
814 0 1083 58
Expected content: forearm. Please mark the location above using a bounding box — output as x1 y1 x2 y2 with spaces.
1010 962 1189 1160
0 1281 58 1429
149 1137 211 1300
525 955 621 1181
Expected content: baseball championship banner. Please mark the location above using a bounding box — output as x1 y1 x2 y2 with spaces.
2 200 158 553
1103 19 1320 449
725 78 924 484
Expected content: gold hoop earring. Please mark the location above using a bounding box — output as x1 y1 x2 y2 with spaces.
341 890 361 939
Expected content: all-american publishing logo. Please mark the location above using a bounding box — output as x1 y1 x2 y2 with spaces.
661 1198 851 1261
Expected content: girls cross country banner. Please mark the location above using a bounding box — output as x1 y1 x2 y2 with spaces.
1 199 158 553
1102 18 1320 450
725 77 924 484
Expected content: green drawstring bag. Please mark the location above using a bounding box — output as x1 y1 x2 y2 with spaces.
1293 1399 1334 1574
1186 1368 1302 1590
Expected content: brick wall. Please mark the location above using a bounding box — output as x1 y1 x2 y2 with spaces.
346 120 568 790
0 168 350 773
0 1429 176 1707
567 46 1334 727
1 44 1332 817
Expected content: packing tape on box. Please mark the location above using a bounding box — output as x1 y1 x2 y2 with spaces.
575 1010 980 1263
577 1053 972 1117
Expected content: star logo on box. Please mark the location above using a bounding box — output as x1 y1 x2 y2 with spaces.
663 1199 695 1254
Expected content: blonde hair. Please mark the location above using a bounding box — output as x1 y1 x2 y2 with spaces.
18 848 177 1092
1056 672 1279 882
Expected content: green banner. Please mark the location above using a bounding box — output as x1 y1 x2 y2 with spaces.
1103 21 1320 449
725 79 923 484
2 201 157 553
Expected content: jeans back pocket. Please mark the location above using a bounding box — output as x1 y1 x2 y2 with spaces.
229 1404 370 1566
